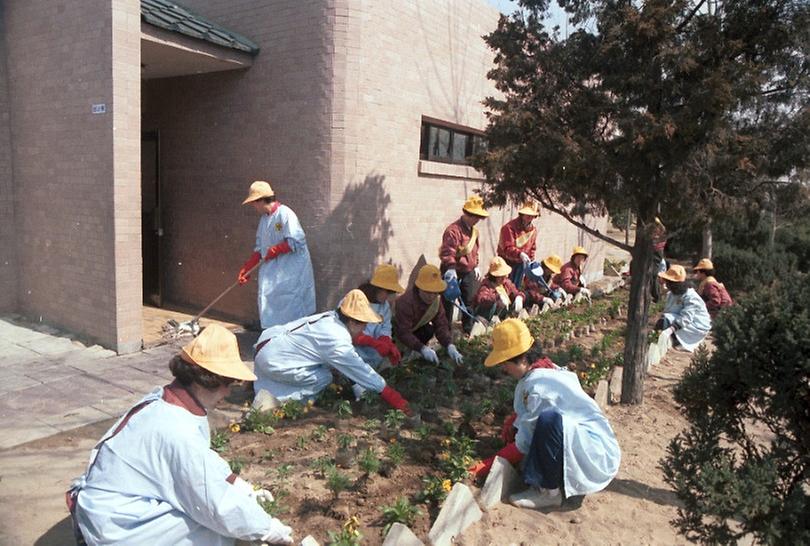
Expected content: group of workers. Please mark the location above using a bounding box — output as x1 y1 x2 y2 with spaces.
66 181 732 545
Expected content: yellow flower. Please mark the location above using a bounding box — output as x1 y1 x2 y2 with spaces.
229 423 241 433
463 456 473 466
580 371 587 378
590 363 597 369
389 438 397 444
438 452 450 461
442 479 452 492
442 438 451 447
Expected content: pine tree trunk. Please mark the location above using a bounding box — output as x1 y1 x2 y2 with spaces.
701 221 713 259
621 226 654 404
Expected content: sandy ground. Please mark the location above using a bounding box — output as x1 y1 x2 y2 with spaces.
0 346 696 546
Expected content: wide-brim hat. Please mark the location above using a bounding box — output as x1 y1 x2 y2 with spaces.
415 264 447 293
694 258 714 272
339 289 382 323
181 324 256 381
242 181 275 205
485 318 535 367
488 256 512 277
659 264 687 283
572 246 589 258
517 201 540 216
541 255 563 275
370 264 405 293
462 195 489 218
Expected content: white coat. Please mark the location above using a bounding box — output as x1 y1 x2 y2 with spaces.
255 204 316 328
513 368 621 496
73 388 289 545
254 311 387 401
355 301 392 368
662 288 711 351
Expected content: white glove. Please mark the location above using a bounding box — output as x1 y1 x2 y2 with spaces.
419 345 440 364
542 297 554 306
662 326 676 337
443 269 457 282
579 287 592 299
519 252 530 264
474 267 482 281
352 384 367 401
261 521 293 544
513 295 524 313
255 489 275 503
447 344 464 365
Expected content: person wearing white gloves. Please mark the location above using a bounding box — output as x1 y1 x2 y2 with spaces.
655 265 711 351
473 257 527 322
497 201 541 288
440 195 489 334
555 246 590 301
67 325 294 546
394 264 464 365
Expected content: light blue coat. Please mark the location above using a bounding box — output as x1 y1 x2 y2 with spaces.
254 311 387 402
74 389 288 545
662 288 711 351
513 368 621 496
255 204 316 328
356 301 392 368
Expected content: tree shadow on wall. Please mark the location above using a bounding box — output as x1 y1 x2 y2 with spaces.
313 174 394 308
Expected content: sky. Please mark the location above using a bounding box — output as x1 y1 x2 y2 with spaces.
486 0 575 37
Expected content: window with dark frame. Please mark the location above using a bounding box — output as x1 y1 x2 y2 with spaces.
420 120 488 166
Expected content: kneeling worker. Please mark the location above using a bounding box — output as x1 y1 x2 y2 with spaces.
253 289 411 413
473 257 525 322
353 264 405 369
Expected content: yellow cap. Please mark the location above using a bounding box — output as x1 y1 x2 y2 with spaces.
572 246 589 258
694 258 714 271
485 318 535 367
659 264 687 283
180 324 256 381
370 264 405 293
488 256 512 277
462 195 489 218
541 255 563 275
415 264 447 293
339 289 382 323
242 181 275 205
517 201 540 216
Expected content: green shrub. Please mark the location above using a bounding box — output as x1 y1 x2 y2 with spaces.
662 276 810 544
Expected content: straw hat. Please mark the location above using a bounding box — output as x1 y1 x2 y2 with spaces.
572 246 589 258
415 264 447 293
659 264 687 283
339 289 382 323
180 324 256 381
694 258 714 272
242 181 275 205
485 319 535 367
541 255 563 275
370 264 405 293
517 201 540 216
488 256 512 277
462 195 489 218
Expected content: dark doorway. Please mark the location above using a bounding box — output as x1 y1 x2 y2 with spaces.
141 130 162 306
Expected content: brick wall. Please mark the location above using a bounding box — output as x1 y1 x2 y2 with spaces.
4 0 142 352
0 4 17 311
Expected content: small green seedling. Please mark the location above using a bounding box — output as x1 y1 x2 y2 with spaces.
210 430 230 453
380 497 422 535
311 424 328 442
326 527 362 546
276 463 294 480
326 467 352 496
242 408 278 435
358 447 381 474
337 433 353 450
280 400 305 420
384 409 406 431
296 436 309 450
258 488 288 517
415 424 431 441
387 442 405 466
336 399 353 418
228 457 245 475
361 418 381 431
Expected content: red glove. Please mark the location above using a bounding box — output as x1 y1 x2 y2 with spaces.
238 252 261 285
380 386 411 415
353 334 377 347
379 336 402 366
264 240 292 261
501 412 518 444
469 443 524 480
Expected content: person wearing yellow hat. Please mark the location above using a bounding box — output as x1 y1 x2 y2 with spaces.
497 201 541 287
69 325 294 545
352 264 406 370
468 319 620 510
655 264 711 351
440 195 489 334
556 246 591 300
473 257 526 322
238 180 316 328
393 264 463 365
253 289 412 413
524 255 566 312
693 258 734 318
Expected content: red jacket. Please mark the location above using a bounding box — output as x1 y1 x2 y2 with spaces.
474 277 525 309
393 287 452 350
699 278 733 317
523 274 558 304
555 261 583 295
497 217 537 265
439 218 479 274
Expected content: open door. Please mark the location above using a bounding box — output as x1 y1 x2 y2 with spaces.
141 130 162 306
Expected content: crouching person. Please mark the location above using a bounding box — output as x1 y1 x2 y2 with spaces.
67 325 294 545
470 319 620 509
693 258 733 318
473 257 525 322
253 289 411 413
656 265 711 351
353 264 405 369
524 255 565 312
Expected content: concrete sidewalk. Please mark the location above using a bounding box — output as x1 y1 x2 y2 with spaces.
0 316 185 449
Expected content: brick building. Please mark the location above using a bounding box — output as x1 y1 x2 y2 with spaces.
0 0 608 353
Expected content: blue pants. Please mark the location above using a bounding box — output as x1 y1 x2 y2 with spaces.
523 409 564 491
